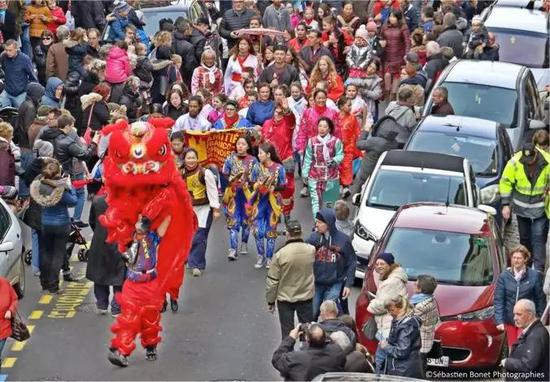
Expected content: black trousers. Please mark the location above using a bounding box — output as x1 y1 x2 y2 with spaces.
277 299 313 339
39 224 70 291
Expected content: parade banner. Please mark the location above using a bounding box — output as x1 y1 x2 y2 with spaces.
184 129 247 168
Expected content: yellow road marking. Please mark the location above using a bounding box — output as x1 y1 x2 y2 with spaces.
11 341 25 351
29 310 43 320
1 358 16 368
38 295 53 304
27 325 35 334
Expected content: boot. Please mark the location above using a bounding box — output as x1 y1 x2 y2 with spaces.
108 348 129 367
161 299 168 313
170 298 178 313
145 347 157 361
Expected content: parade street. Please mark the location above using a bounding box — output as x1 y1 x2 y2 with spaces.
2 194 360 381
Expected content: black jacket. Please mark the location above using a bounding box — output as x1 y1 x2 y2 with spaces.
118 85 142 122
436 25 464 59
272 336 346 381
424 52 448 87
172 31 198 84
86 195 126 286
72 1 106 30
385 314 423 378
16 83 45 149
40 128 96 175
258 64 300 88
22 157 46 231
0 10 18 41
81 100 110 133
189 27 207 63
219 8 256 49
505 320 549 381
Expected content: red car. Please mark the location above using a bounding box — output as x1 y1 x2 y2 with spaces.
355 203 507 369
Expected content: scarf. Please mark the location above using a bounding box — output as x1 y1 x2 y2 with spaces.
314 105 327 115
317 133 332 162
513 267 526 282
224 113 239 129
201 63 218 85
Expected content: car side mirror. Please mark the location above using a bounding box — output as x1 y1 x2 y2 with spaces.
0 241 14 252
478 204 497 216
352 193 361 206
529 119 545 130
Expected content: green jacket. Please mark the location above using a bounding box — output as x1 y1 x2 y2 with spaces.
499 147 550 219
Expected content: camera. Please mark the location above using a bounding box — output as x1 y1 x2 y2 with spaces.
299 323 309 342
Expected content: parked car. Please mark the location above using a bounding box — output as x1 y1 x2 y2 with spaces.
355 203 507 369
313 373 424 381
481 6 549 90
351 150 478 279
404 115 514 225
0 197 25 298
422 60 546 149
101 1 203 43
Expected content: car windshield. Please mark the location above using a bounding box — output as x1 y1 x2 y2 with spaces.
367 169 467 209
385 228 494 286
487 29 549 69
407 132 498 176
441 82 518 128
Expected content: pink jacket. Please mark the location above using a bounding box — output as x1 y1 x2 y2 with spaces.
296 106 339 153
105 46 131 84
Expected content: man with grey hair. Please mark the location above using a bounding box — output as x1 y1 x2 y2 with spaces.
319 300 356 348
501 299 549 381
423 41 448 90
46 26 69 81
436 12 463 59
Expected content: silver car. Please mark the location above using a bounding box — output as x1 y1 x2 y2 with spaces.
0 197 25 298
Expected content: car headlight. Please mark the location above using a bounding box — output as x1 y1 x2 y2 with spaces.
456 306 495 321
480 185 500 205
354 221 378 242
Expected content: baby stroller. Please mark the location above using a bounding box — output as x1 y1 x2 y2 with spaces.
66 221 89 262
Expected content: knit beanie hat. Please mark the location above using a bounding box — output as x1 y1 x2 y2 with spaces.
378 252 395 265
33 139 54 158
355 25 369 41
366 21 378 32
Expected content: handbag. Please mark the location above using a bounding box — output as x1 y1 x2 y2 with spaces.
83 102 96 145
362 316 378 341
10 311 31 342
426 339 443 359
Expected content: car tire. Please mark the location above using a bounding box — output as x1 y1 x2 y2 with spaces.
24 249 32 265
13 255 26 299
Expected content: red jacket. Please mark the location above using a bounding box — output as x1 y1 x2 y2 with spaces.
338 113 362 158
261 113 295 161
381 24 411 73
373 0 400 16
0 277 18 339
47 6 66 34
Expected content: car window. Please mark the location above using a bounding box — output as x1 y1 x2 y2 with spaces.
442 82 518 128
385 228 494 286
407 132 498 176
0 203 10 242
367 169 466 209
486 29 549 69
525 76 541 119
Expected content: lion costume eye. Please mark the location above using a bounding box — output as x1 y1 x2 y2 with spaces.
158 145 167 156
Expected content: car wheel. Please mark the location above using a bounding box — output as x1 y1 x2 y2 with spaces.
77 248 89 262
24 249 32 265
14 255 26 299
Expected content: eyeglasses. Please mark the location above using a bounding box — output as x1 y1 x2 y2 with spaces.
42 36 52 40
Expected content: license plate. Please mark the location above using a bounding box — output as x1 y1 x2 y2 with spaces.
427 356 449 367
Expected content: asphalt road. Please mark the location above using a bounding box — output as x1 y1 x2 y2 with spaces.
1 189 361 381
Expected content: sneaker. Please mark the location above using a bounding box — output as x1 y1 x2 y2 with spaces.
170 298 178 313
239 242 248 255
111 310 121 318
341 187 351 199
300 186 309 197
48 287 64 295
108 349 129 367
97 308 108 315
63 272 82 282
192 268 202 277
227 249 238 261
73 220 89 228
254 256 265 269
266 258 272 269
145 347 157 361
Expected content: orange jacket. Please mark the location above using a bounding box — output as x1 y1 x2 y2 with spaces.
24 4 52 38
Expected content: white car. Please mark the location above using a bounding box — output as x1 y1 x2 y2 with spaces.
0 197 25 298
351 150 479 279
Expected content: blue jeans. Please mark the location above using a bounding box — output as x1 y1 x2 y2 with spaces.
517 215 549 272
313 282 343 319
31 229 40 272
20 23 32 59
187 211 213 270
0 90 26 108
72 174 86 221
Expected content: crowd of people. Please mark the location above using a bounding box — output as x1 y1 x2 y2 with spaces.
0 0 549 379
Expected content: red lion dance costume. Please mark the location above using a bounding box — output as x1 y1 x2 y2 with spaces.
98 119 196 366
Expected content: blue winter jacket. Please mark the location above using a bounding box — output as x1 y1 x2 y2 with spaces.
246 100 275 126
494 267 545 325
0 51 37 96
30 177 77 227
40 77 63 107
307 208 356 287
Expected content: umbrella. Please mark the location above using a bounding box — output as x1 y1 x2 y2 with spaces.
234 28 286 55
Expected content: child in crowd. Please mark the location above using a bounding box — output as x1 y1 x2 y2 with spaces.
263 45 275 67
228 69 255 101
411 274 441 377
170 131 186 170
346 26 372 86
302 6 319 30
208 93 227 125
345 84 371 129
196 88 214 122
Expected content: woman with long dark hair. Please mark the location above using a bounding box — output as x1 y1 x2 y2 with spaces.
224 37 260 96
381 9 411 100
248 143 286 269
222 136 258 261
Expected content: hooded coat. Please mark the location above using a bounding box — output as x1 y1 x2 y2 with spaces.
41 77 63 107
385 313 423 378
307 208 356 288
30 176 77 226
63 39 88 74
105 46 131 84
86 195 126 287
16 82 45 149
